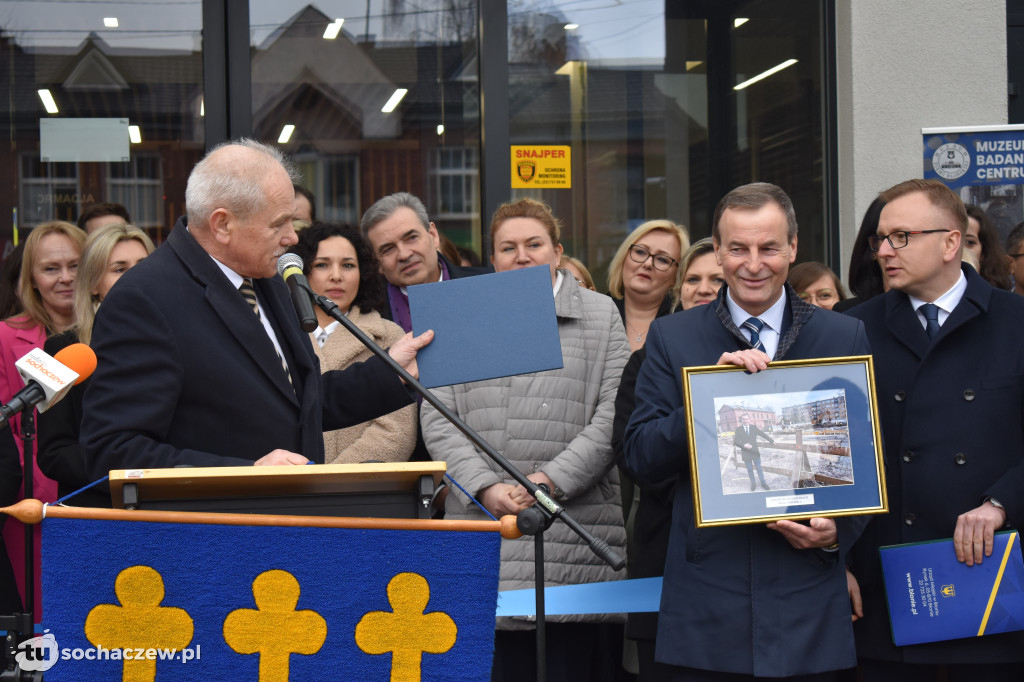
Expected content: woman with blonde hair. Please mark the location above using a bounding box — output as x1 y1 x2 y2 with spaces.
615 236 724 679
676 237 725 310
72 223 155 345
39 223 154 508
559 254 596 290
0 220 86 617
607 220 689 352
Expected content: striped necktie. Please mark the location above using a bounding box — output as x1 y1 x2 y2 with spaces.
742 316 766 352
239 278 294 390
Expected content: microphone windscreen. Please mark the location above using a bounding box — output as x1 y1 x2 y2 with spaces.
277 253 304 279
54 343 98 385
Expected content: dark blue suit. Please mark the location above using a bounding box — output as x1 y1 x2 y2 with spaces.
81 218 412 475
624 285 871 677
847 266 1024 664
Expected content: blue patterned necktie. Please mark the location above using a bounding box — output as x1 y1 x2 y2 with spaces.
743 316 766 352
919 303 940 340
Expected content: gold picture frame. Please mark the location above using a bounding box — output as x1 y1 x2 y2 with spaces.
682 355 887 527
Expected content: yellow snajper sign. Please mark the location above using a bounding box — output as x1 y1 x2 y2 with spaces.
510 145 571 188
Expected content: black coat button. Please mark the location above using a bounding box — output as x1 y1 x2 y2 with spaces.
902 451 915 462
905 513 916 526
954 452 967 465
895 391 906 402
963 389 975 401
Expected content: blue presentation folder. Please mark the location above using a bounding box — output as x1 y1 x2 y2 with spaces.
880 531 1024 646
408 264 563 388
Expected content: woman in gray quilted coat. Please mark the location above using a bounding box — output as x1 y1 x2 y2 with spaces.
421 197 630 681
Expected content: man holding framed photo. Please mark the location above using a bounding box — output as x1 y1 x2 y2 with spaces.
846 179 1024 681
624 182 871 680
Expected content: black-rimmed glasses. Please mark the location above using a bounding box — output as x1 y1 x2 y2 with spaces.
1010 253 1024 260
628 244 678 270
867 229 951 252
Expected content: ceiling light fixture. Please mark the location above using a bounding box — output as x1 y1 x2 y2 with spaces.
733 59 797 90
104 17 119 28
278 124 295 144
381 88 408 113
128 125 141 144
37 89 58 114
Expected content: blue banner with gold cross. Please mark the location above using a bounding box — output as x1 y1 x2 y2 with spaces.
37 515 500 680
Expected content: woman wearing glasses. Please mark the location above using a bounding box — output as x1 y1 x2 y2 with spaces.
613 237 724 680
788 261 846 310
606 220 689 352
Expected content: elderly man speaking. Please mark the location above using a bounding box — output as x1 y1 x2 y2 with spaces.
82 139 431 475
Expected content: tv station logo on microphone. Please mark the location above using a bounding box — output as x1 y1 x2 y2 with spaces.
15 347 80 412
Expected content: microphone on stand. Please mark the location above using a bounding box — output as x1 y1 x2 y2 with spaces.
0 343 97 428
277 253 318 333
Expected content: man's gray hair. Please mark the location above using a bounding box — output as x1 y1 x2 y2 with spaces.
185 138 298 228
712 182 798 242
360 192 431 236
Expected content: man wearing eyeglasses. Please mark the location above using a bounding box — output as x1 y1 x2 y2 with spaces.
625 182 871 680
846 179 1024 680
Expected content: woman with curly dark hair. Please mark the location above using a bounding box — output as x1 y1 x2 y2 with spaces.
965 204 1013 290
290 222 416 463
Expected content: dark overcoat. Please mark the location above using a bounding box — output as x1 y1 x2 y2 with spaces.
847 265 1024 664
624 285 871 677
81 217 412 475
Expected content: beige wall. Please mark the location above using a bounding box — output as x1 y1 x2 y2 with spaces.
835 1 1007 281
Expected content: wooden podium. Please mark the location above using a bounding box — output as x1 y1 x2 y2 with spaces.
107 462 445 519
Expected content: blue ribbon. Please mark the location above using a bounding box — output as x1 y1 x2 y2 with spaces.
496 577 663 616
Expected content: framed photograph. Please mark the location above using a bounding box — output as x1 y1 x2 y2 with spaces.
682 355 887 527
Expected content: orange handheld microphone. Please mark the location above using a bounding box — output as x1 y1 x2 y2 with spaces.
0 343 98 426
54 342 98 386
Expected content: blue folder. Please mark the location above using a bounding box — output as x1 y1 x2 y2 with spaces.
408 265 563 388
880 531 1024 646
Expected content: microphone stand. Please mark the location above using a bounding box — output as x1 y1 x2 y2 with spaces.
0 411 40 681
304 284 625 682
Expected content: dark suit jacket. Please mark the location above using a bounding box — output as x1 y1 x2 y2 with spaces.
611 297 677 642
623 285 871 677
733 423 773 461
847 266 1024 664
38 331 110 507
81 217 412 476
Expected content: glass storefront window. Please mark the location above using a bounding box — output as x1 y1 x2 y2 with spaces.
248 1 482 254
1 1 830 273
505 0 828 287
1 1 204 248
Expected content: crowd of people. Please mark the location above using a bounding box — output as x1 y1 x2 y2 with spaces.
2 139 1024 681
